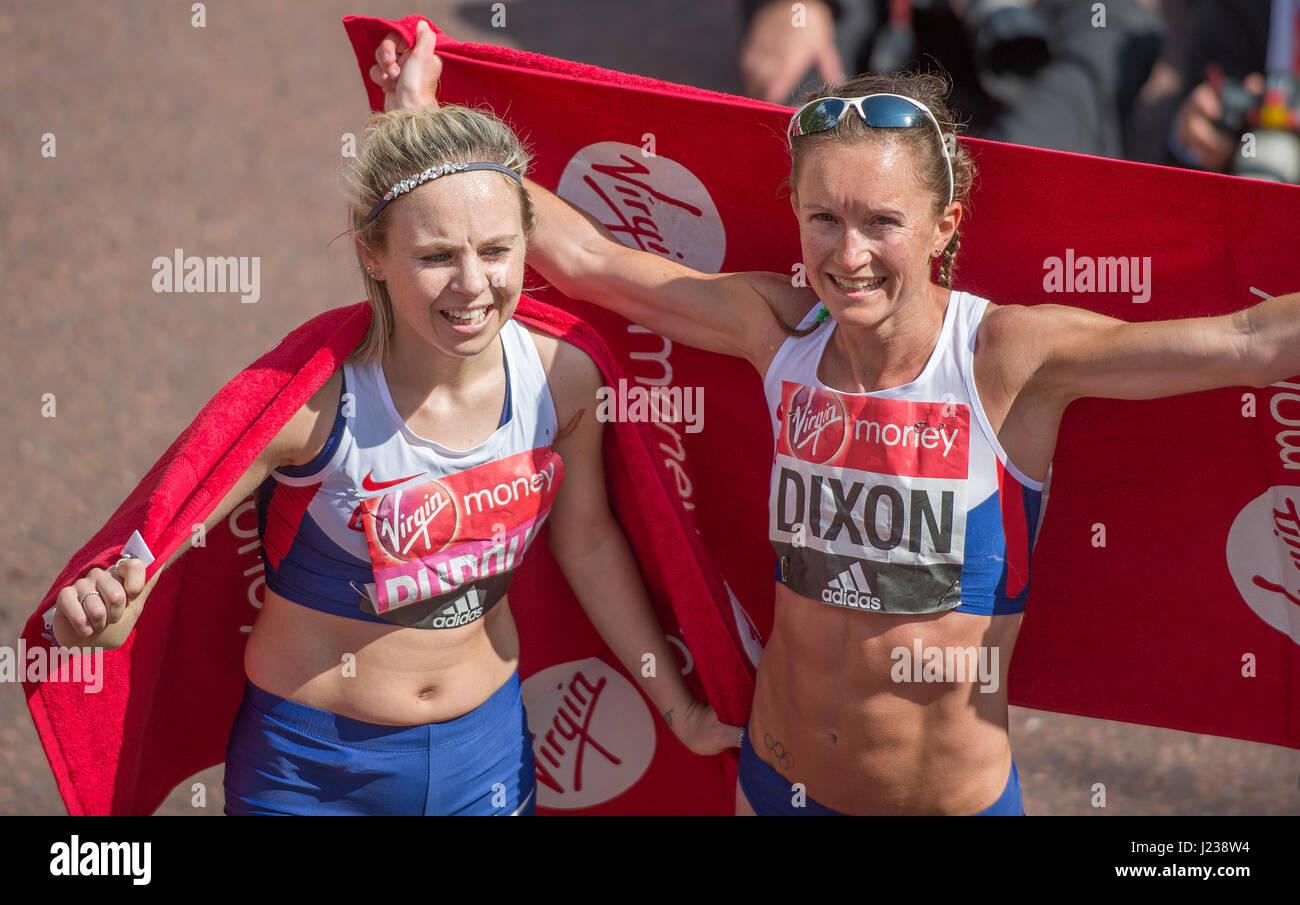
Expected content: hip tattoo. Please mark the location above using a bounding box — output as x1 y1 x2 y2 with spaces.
763 732 794 770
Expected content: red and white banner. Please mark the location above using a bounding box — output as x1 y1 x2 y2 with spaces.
346 15 1300 768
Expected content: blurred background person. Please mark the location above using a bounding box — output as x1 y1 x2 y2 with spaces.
739 0 1165 158
1138 0 1299 184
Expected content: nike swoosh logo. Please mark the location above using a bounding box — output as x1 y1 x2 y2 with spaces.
361 470 426 492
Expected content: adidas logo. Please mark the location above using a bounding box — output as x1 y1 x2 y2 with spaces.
430 587 486 629
822 563 882 610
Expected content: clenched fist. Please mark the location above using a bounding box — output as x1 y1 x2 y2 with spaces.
369 20 443 112
52 557 148 647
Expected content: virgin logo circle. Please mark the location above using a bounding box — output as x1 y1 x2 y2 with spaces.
556 142 726 273
522 658 655 810
1225 486 1300 645
372 479 458 561
786 385 847 464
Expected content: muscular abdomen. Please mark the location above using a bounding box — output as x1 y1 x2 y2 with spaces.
749 583 1022 814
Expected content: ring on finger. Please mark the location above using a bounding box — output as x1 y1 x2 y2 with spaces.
109 553 135 583
79 590 103 605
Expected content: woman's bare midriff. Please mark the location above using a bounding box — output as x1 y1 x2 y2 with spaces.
243 588 520 726
748 582 1022 815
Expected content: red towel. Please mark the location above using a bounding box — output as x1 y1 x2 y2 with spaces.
344 15 1300 750
21 298 754 815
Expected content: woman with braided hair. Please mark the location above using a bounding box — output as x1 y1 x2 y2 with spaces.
377 23 1300 816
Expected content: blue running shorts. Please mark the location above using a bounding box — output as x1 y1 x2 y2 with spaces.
224 672 536 815
738 725 1024 815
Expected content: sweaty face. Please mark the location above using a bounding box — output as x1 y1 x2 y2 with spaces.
373 171 526 358
792 139 954 328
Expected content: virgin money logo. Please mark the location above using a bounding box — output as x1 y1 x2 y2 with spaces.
1226 486 1300 645
557 142 726 273
784 385 847 464
372 480 458 561
522 658 655 810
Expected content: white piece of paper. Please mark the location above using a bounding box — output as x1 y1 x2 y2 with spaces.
121 530 156 566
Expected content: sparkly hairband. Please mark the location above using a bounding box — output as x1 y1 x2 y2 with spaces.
362 161 523 226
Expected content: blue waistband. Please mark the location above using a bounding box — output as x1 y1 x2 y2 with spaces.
738 725 1023 815
241 671 522 751
739 727 842 815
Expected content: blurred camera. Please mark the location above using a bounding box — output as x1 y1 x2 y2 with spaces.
962 0 1050 100
1216 71 1300 184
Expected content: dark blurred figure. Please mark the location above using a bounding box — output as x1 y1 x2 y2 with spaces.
739 0 1165 158
1141 0 1298 184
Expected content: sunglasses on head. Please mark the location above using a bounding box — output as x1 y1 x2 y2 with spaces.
787 93 955 206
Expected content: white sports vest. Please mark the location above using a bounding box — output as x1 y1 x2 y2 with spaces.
762 290 1049 615
258 318 563 629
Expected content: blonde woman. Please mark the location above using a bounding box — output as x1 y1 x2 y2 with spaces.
52 60 735 815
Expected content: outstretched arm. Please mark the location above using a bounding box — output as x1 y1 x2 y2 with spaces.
1005 292 1300 404
522 174 798 362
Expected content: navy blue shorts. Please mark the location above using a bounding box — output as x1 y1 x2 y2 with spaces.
738 725 1024 815
223 672 536 815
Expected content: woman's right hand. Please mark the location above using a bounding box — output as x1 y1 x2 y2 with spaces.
45 360 344 650
52 558 148 646
369 20 443 112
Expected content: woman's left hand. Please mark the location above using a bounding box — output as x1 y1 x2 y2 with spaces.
671 700 745 756
369 20 442 112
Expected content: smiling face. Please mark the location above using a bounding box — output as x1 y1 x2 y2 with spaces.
792 137 959 328
359 170 527 360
